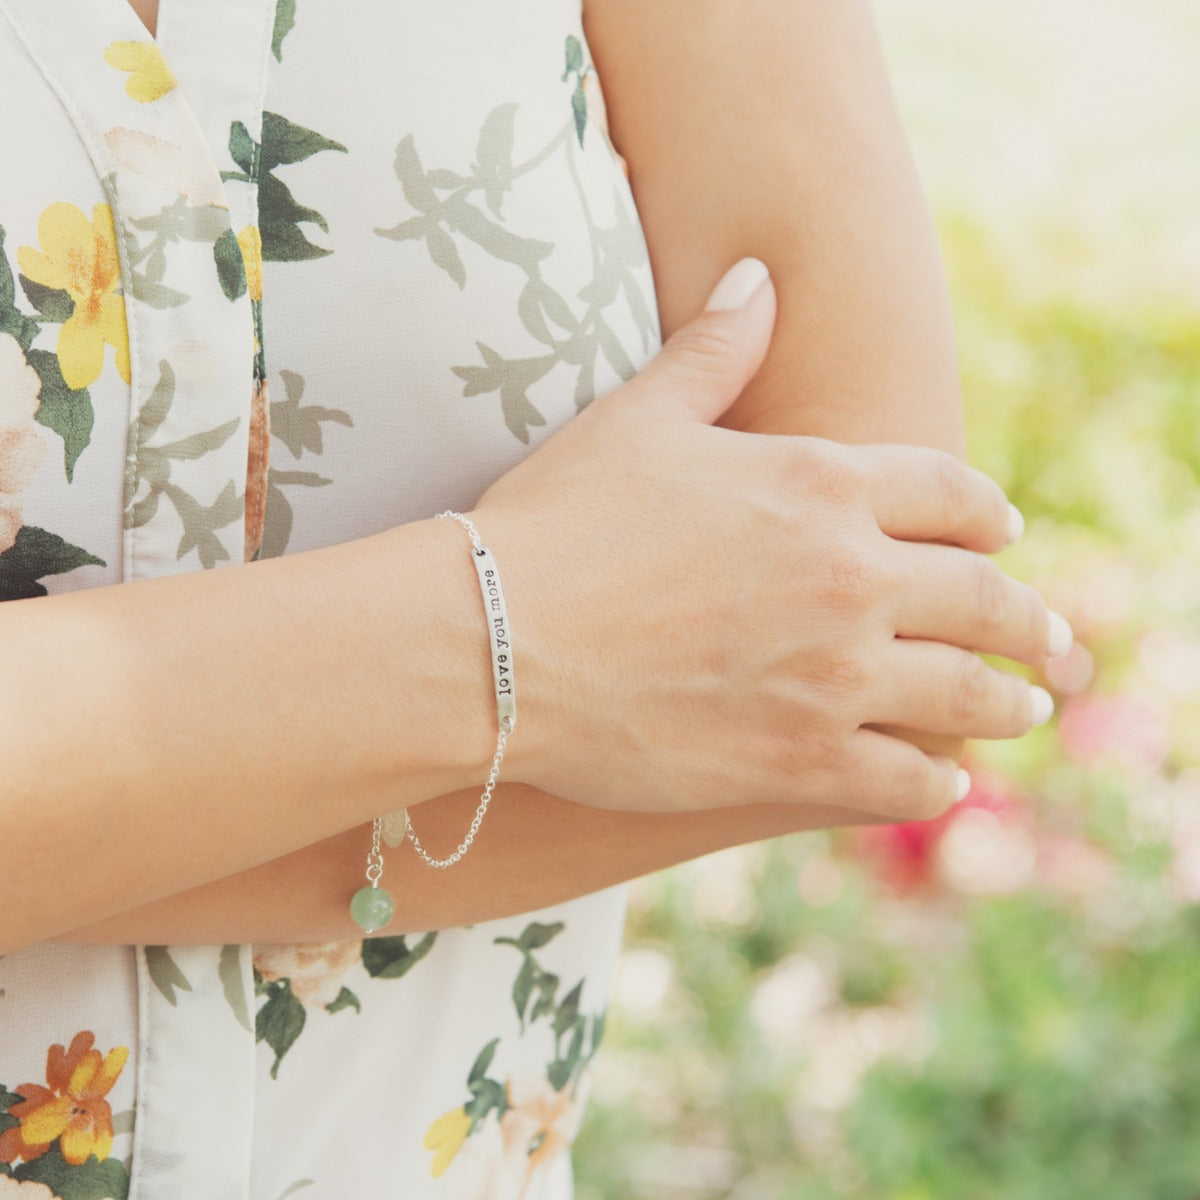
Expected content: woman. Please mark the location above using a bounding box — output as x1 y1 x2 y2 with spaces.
0 0 1065 1196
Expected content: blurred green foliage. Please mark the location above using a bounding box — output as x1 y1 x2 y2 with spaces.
574 205 1200 1199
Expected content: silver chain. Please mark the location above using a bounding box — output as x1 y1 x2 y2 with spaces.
365 817 385 885
401 511 516 870
405 725 510 868
437 509 484 553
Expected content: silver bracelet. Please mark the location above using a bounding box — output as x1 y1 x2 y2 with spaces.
349 511 516 932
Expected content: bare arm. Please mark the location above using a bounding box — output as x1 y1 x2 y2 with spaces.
588 0 963 451
60 1 1013 946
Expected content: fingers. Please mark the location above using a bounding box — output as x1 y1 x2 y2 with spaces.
619 258 778 425
864 726 965 764
854 444 1019 554
836 730 965 822
873 639 1054 741
888 542 1072 664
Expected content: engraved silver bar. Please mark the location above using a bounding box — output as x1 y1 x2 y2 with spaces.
470 546 517 733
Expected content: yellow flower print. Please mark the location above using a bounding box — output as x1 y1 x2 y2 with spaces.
103 41 178 103
237 225 264 303
423 1105 471 1177
18 203 132 391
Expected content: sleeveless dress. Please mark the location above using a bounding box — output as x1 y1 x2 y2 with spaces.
0 2 659 1197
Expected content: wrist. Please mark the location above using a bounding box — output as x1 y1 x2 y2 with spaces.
370 517 501 799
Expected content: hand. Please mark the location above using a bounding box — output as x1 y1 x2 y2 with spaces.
477 260 1065 821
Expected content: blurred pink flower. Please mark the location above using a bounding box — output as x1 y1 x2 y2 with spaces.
852 770 1021 894
1057 693 1170 769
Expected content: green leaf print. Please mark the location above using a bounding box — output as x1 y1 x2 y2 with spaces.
475 102 518 218
571 81 588 149
0 227 39 349
18 274 74 323
260 368 350 560
13 1144 131 1197
257 981 307 1079
28 349 94 482
259 112 347 173
562 36 590 146
376 103 655 443
361 931 437 979
553 980 583 1037
126 361 244 568
513 921 565 953
425 224 466 290
269 369 353 459
0 527 105 601
451 344 554 444
325 986 361 1015
271 0 297 62
228 120 257 175
145 945 193 1006
170 478 242 567
512 956 536 1027
213 227 248 301
0 1088 20 1141
258 174 332 262
468 1038 500 1087
548 1021 586 1092
219 943 254 1033
223 114 347 262
563 34 585 78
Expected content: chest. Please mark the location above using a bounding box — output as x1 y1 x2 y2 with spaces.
0 0 658 593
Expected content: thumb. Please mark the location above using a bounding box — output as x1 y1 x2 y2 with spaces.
631 257 776 424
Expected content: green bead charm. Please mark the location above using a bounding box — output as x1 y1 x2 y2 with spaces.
351 885 394 933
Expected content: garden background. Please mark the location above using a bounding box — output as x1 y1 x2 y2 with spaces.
575 2 1200 1197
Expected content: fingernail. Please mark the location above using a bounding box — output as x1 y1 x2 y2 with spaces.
705 258 770 312
1006 503 1025 544
1030 685 1055 726
1047 610 1074 658
955 768 972 804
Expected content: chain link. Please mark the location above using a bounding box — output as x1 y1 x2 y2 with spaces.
405 727 509 868
365 817 385 885
436 509 484 554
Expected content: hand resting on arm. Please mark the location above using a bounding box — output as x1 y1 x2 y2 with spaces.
8 266 1052 953
48 0 1061 947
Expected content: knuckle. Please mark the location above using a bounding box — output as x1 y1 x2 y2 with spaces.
933 450 968 532
1024 587 1051 662
877 756 938 822
817 546 881 610
664 320 742 373
812 643 868 692
787 438 859 506
768 723 843 781
975 559 1008 632
952 655 991 722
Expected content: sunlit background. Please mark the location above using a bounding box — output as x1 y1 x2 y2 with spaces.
576 3 1200 1196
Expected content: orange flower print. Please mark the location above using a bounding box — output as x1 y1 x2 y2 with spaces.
17 203 132 391
0 1032 128 1167
253 940 360 1008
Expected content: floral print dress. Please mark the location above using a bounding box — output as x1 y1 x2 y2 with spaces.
0 1 657 1197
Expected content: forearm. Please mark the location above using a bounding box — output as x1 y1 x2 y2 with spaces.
3 518 494 952
66 788 862 942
